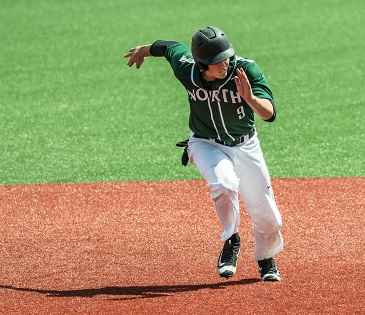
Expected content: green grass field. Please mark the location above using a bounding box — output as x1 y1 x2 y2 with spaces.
1 0 364 184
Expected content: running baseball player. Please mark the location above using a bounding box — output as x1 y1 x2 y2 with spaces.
124 26 283 281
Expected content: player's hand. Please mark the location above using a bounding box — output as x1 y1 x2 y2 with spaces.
124 45 151 69
235 67 274 120
234 68 255 103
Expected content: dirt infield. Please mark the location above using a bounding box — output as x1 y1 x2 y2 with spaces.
0 178 364 314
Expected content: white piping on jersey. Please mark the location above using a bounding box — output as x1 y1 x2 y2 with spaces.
217 58 237 141
190 59 238 141
191 63 221 139
217 99 235 141
191 63 199 88
207 97 221 141
236 56 255 64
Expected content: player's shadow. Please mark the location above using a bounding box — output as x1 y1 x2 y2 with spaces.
0 279 260 300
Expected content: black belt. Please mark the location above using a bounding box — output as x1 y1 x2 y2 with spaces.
193 129 255 147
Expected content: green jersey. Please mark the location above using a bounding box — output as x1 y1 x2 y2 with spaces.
163 43 275 144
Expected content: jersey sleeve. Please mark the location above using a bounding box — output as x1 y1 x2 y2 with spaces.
244 62 276 122
164 43 194 73
150 41 193 77
244 62 274 102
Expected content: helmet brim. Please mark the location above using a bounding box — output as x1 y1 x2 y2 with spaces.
202 46 235 65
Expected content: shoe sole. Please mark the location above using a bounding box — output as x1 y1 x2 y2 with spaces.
217 264 236 278
219 270 235 278
261 274 281 282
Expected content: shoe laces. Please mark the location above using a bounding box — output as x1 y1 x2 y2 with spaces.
221 240 240 263
258 258 277 274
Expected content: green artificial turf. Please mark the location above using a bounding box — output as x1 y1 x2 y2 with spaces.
1 0 364 184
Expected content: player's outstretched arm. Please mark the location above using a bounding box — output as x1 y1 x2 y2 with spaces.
124 44 152 69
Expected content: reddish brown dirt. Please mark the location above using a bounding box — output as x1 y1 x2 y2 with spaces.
0 178 364 315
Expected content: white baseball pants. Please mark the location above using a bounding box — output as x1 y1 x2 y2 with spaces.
188 132 283 261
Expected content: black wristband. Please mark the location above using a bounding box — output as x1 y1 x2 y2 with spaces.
150 40 178 57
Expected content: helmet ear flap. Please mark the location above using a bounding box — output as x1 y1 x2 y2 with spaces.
197 61 208 72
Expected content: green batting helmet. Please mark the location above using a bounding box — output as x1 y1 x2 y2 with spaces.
191 26 235 67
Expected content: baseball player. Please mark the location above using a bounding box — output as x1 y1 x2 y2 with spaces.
124 26 283 281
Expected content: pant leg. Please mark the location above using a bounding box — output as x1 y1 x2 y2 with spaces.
188 137 240 242
232 135 283 260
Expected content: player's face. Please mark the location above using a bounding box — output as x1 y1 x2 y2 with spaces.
203 58 230 81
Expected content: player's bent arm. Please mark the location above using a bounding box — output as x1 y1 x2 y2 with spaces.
235 67 276 122
246 97 276 122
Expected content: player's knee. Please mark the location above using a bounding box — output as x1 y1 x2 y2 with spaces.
210 181 238 201
250 200 282 234
268 220 282 234
253 217 281 235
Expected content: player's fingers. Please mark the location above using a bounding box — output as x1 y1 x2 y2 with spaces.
124 47 135 57
236 68 246 80
236 69 243 82
135 57 145 69
234 76 243 90
125 55 137 67
124 46 140 59
124 49 137 67
237 69 251 89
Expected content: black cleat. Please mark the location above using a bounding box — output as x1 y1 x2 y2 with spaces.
257 258 281 281
217 233 240 278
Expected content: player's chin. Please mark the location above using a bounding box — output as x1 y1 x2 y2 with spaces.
217 72 228 79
